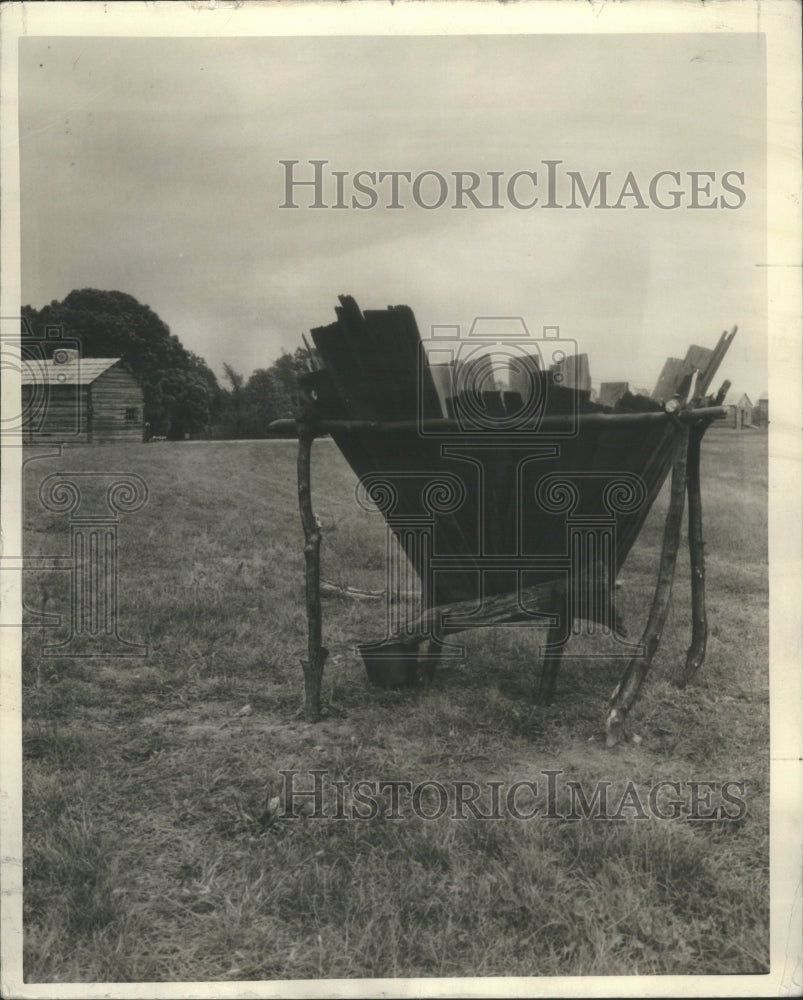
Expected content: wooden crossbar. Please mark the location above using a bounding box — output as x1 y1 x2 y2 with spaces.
270 405 727 437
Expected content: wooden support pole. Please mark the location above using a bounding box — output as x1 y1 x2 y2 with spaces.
672 386 727 688
605 424 690 747
420 636 443 685
675 423 707 687
364 579 560 650
535 583 568 706
297 412 327 721
269 405 728 437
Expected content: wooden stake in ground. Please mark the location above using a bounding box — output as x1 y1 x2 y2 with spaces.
675 421 707 688
605 423 690 746
297 408 327 721
536 582 568 706
673 381 729 689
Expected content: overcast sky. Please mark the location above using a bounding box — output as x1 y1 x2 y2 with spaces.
19 32 766 397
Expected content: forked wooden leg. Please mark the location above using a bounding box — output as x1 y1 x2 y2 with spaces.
297 415 327 721
419 635 442 685
536 582 568 706
606 426 690 746
417 584 441 685
675 423 707 687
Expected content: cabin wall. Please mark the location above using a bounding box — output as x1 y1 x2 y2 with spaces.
22 384 90 443
89 367 144 443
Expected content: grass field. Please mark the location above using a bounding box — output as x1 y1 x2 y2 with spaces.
21 428 769 982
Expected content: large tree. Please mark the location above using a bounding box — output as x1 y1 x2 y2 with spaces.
22 289 220 439
214 349 308 439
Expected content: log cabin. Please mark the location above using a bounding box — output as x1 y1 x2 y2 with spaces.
21 349 144 444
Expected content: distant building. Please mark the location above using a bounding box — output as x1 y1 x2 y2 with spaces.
754 393 769 428
21 349 144 444
723 391 755 429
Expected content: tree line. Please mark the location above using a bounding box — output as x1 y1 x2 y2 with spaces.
22 289 305 440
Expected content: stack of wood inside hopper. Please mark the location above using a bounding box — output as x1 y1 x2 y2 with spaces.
296 296 732 618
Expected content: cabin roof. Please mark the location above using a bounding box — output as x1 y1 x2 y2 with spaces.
20 357 125 386
722 389 754 407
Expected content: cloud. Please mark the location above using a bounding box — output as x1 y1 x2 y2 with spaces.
19 33 766 397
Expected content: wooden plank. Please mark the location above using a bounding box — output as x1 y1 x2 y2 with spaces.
598 382 629 408
296 369 346 420
24 383 86 439
87 366 144 443
360 309 414 418
310 297 386 422
363 577 560 647
389 304 443 421
552 353 592 392
606 425 690 745
310 320 374 420
269 406 727 435
614 390 663 414
651 357 694 403
301 333 320 371
698 326 737 395
683 345 714 374
427 363 453 417
343 308 478 583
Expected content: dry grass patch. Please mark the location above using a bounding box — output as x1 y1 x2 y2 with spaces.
22 432 768 981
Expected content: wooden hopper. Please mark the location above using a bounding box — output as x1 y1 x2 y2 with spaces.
274 296 735 745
